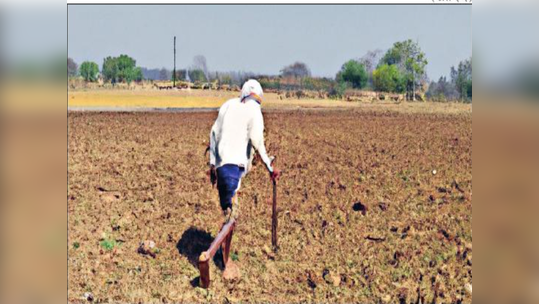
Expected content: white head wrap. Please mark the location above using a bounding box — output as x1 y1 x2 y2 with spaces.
240 79 264 103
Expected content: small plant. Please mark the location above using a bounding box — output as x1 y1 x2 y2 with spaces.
231 252 239 261
73 242 80 249
100 237 117 251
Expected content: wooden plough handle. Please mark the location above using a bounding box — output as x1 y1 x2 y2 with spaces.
272 179 278 251
198 218 236 288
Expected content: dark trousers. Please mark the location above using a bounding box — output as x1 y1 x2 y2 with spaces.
216 164 244 211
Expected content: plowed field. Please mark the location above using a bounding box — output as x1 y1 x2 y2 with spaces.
68 108 472 303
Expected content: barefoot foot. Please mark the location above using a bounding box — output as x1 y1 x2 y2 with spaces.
223 260 241 281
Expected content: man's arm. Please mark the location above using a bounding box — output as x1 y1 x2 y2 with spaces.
209 125 217 167
249 109 273 173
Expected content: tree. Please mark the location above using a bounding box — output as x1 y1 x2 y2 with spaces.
359 49 383 87
189 69 207 82
372 64 405 93
329 81 348 98
159 68 169 81
102 54 143 84
336 60 368 89
102 57 118 83
192 55 209 81
132 67 143 83
79 61 99 82
426 76 459 101
380 39 428 100
68 57 78 77
280 62 311 78
451 57 472 102
173 69 188 82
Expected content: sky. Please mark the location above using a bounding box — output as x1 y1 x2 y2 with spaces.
67 5 472 80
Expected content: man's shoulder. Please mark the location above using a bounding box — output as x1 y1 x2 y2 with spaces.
221 97 241 108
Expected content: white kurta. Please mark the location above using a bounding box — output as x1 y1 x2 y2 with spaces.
209 97 273 174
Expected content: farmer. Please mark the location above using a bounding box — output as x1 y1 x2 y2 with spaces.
209 79 280 223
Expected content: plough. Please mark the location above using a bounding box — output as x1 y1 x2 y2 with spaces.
198 218 236 288
198 159 279 288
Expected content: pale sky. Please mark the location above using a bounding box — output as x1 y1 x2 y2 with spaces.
67 5 472 80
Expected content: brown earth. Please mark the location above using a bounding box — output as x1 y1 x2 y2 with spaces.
68 109 472 303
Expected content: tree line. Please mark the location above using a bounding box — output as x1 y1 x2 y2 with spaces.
69 55 143 85
68 39 472 102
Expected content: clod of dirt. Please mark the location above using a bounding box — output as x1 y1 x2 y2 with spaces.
378 202 389 211
323 269 340 286
137 240 157 258
452 179 465 193
437 186 449 193
331 274 341 287
352 201 368 215
83 292 94 302
143 192 154 202
464 283 472 295
307 276 317 289
437 229 453 241
365 235 386 242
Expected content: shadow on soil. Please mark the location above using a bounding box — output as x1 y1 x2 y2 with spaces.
176 226 225 278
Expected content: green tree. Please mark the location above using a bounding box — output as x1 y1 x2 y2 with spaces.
380 39 428 100
102 56 118 83
372 64 405 93
189 69 207 82
451 57 472 102
336 60 368 89
102 54 143 84
79 61 99 82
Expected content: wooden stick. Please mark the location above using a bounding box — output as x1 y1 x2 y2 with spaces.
198 252 210 288
272 178 278 251
222 224 234 267
198 218 236 288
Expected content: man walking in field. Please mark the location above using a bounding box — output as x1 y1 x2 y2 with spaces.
208 79 280 278
209 79 280 218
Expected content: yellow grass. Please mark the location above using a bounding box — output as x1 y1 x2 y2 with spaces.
68 89 472 114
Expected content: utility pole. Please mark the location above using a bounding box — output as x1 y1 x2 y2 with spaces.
173 36 176 88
